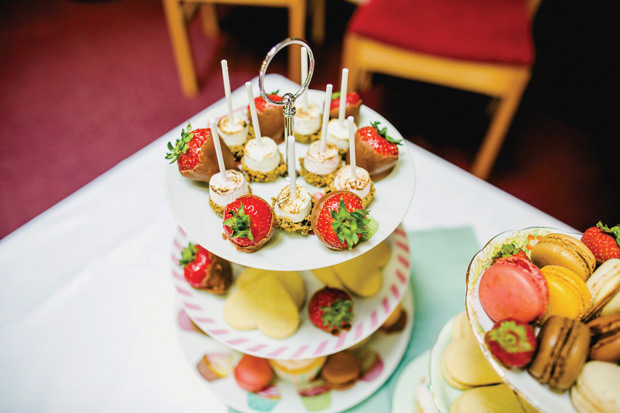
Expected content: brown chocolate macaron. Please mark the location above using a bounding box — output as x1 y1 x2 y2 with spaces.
587 313 620 363
530 233 596 281
528 315 591 390
320 350 361 390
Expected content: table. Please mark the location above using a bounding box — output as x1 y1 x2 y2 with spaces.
0 74 571 412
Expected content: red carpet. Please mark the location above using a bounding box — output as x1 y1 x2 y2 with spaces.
0 0 617 239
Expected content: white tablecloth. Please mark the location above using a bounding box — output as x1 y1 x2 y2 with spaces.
0 75 570 412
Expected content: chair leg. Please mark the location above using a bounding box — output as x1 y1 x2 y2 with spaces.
287 0 305 82
471 69 531 180
310 0 325 45
162 0 200 97
200 4 220 38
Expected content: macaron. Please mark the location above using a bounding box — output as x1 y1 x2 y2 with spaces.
530 233 596 281
320 351 361 390
234 355 274 392
587 313 620 363
449 384 530 413
479 256 548 323
586 258 620 317
570 361 620 413
441 331 502 389
528 315 591 390
540 265 591 320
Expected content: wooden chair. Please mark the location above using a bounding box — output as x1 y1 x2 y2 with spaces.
162 0 308 97
342 0 542 180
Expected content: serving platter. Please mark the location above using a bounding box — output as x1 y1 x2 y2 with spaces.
391 350 434 413
465 227 579 413
428 317 462 412
170 224 412 360
163 89 416 271
174 286 413 413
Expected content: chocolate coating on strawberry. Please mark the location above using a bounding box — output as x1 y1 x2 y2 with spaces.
485 318 537 368
223 194 276 253
249 93 284 144
165 122 237 182
179 243 232 293
347 121 400 182
329 91 362 121
308 287 354 335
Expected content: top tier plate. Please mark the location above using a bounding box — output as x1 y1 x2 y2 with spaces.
163 88 416 270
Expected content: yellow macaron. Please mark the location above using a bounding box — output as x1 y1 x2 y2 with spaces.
541 265 591 321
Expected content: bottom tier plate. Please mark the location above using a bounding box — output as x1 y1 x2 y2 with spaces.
174 286 414 413
429 317 462 412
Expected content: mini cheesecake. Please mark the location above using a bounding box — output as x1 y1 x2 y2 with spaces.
209 170 250 217
294 102 322 143
299 141 341 187
217 116 250 159
326 118 355 156
328 165 375 208
240 137 286 182
272 184 313 235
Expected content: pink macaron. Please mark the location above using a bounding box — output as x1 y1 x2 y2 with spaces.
479 256 548 323
234 355 274 392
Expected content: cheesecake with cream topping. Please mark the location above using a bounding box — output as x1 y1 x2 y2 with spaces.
240 137 286 182
294 102 322 143
327 165 375 208
272 184 314 235
299 141 341 187
217 116 252 160
209 169 251 217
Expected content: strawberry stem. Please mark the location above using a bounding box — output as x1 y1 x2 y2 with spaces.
598 221 620 247
223 202 254 241
165 122 195 164
370 121 402 145
330 198 370 249
320 298 353 331
179 243 198 267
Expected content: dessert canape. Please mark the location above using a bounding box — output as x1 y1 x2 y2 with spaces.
272 136 314 235
326 69 356 155
165 121 236 183
222 194 276 253
300 84 342 187
348 121 401 181
311 190 377 250
207 119 250 217
179 243 232 293
329 90 362 122
248 90 285 144
240 82 286 182
308 286 354 336
294 47 322 143
327 117 375 208
217 60 251 159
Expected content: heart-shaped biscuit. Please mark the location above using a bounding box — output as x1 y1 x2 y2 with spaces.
331 241 390 297
223 273 300 339
235 268 306 309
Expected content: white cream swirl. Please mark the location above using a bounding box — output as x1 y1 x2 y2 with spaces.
326 118 355 151
243 137 281 173
294 102 322 136
333 165 371 199
209 169 249 207
303 141 340 175
217 116 248 147
274 184 312 223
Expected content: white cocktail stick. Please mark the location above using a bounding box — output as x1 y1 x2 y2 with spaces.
319 83 333 153
348 116 356 180
287 135 296 201
300 47 309 110
338 68 349 128
210 119 227 181
245 82 263 147
221 60 235 124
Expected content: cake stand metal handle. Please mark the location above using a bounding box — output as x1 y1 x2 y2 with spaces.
258 38 315 166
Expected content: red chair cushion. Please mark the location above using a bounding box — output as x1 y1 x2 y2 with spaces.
349 0 534 65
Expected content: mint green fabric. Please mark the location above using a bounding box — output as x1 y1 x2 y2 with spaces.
230 226 480 413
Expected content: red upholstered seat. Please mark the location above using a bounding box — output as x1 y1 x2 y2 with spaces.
348 0 534 65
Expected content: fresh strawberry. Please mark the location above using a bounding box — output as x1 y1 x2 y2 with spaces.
223 194 276 253
165 122 236 182
492 242 529 263
252 91 283 113
582 221 620 264
485 318 537 368
308 287 354 335
330 91 362 111
310 190 376 250
179 243 232 293
357 121 401 156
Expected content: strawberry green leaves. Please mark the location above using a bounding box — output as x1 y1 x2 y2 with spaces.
165 122 195 164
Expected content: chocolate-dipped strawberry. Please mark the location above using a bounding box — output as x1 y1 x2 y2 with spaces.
308 287 354 335
223 194 276 253
311 190 377 250
485 318 537 368
165 122 237 183
179 243 232 293
248 91 284 144
329 91 362 121
347 121 400 181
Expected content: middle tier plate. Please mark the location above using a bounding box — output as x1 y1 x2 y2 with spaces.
163 89 416 271
170 225 412 360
